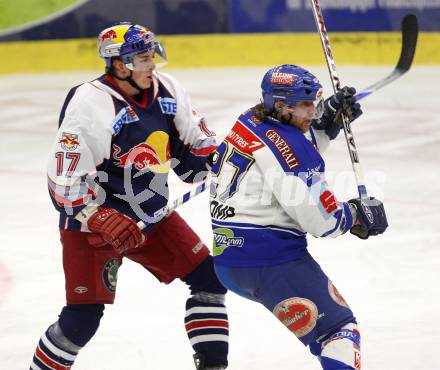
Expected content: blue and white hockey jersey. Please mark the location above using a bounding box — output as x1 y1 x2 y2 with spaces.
210 109 354 267
48 72 218 232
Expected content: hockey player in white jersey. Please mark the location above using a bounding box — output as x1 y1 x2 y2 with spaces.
210 64 388 369
29 23 228 370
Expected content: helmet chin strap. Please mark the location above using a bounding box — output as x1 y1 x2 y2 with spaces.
124 70 145 92
110 68 144 92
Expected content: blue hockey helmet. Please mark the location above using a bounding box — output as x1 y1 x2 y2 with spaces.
97 22 167 70
261 64 323 114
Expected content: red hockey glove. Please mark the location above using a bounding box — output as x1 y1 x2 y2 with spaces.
87 207 145 253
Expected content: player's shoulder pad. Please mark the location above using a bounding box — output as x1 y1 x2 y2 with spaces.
155 71 185 99
60 80 118 133
155 72 190 118
254 118 324 174
75 80 114 101
223 112 267 155
63 81 116 119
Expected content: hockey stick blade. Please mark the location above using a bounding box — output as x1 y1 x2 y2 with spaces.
356 14 418 101
396 14 418 72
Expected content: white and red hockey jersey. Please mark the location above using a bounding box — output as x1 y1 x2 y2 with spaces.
48 71 218 232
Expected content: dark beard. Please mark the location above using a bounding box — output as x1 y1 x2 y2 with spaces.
274 110 293 125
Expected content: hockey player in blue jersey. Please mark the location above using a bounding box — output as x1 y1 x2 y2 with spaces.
29 23 228 370
210 64 388 369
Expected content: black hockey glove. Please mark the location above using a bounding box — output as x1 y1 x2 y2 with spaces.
206 150 216 170
207 151 215 167
312 86 363 140
348 197 388 239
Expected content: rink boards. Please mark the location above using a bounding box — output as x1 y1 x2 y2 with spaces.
0 31 439 74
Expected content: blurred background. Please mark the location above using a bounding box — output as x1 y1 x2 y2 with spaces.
0 0 439 72
1 1 439 370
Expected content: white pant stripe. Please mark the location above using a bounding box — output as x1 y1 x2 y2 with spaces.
41 333 77 362
186 318 229 325
189 334 229 346
30 361 43 370
185 307 227 317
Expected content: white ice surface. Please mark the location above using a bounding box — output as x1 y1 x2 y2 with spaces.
0 66 439 369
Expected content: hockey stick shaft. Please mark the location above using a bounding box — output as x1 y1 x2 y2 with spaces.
137 180 209 230
355 14 418 102
310 0 367 198
356 69 406 102
168 180 209 212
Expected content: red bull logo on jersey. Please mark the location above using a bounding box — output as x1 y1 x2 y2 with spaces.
59 132 80 151
271 72 297 86
112 106 139 135
112 131 170 173
273 297 318 338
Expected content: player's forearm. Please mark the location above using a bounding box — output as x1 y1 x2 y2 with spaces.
47 173 98 218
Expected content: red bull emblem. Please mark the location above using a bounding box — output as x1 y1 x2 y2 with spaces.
59 132 80 151
100 29 117 41
112 131 171 173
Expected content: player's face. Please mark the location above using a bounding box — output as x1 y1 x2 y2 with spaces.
129 51 156 89
282 101 317 133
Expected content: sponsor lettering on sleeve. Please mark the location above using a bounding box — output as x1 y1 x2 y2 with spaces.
319 190 338 214
225 121 265 155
